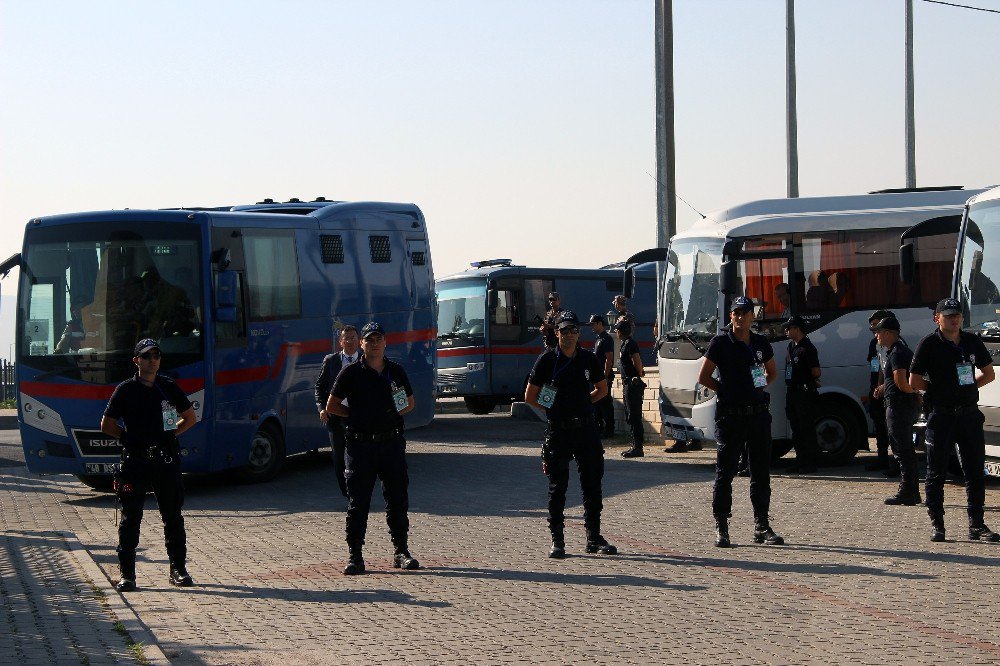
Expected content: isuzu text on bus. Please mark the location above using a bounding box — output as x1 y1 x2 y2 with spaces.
1 198 435 488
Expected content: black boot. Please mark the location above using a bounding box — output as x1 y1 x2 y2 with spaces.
969 522 1000 542
665 440 688 453
753 519 785 545
864 454 890 471
585 532 617 555
168 563 193 587
344 541 366 575
548 528 566 559
715 517 731 548
116 557 136 592
391 535 420 570
884 482 921 506
883 460 901 478
929 511 946 543
621 443 644 458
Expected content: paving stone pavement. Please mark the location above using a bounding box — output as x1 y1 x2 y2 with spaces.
2 410 1000 665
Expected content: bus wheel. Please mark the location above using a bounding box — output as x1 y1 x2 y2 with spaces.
464 396 498 415
815 400 862 466
74 474 115 492
238 423 286 483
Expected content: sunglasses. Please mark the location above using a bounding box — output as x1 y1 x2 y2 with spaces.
559 326 580 334
139 351 161 360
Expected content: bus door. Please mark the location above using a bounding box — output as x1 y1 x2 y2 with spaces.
723 242 792 438
488 277 552 397
406 240 431 310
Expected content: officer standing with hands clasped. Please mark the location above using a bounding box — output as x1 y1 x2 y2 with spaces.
697 296 784 548
526 311 617 559
783 316 821 474
326 322 421 574
616 319 646 458
909 298 999 542
314 324 361 498
589 314 616 438
101 338 198 592
872 316 922 506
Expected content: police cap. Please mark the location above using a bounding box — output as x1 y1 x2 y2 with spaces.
360 321 386 338
868 309 894 323
874 316 901 332
782 316 808 331
729 296 754 313
588 314 606 325
555 311 580 329
934 298 962 315
133 338 160 357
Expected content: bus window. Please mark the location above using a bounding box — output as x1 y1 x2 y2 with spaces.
523 279 553 329
244 232 301 320
735 255 789 340
490 288 521 343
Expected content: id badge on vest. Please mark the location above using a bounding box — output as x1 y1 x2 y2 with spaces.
956 362 975 386
391 385 408 412
538 384 558 409
162 402 178 431
751 364 767 388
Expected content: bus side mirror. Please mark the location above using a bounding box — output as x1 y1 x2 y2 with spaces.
900 242 915 285
215 270 237 322
487 289 498 309
624 268 634 298
720 260 739 294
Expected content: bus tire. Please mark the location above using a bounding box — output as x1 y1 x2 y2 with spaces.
464 396 498 415
74 474 115 492
238 422 286 483
815 399 863 466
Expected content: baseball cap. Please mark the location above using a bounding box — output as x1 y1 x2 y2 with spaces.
782 316 808 331
360 321 386 338
730 296 754 313
134 338 160 356
547 291 560 300
588 314 606 325
868 309 894 323
934 298 962 315
874 316 901 332
555 311 580 330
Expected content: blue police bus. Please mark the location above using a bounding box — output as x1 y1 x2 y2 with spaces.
436 259 656 414
3 197 436 488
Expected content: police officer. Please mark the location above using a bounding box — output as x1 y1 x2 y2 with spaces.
100 338 198 592
873 316 922 506
526 311 617 559
910 298 999 542
611 294 637 331
697 296 784 548
865 309 898 477
326 322 421 574
783 316 821 474
539 291 566 350
589 314 616 437
616 319 646 458
314 324 361 498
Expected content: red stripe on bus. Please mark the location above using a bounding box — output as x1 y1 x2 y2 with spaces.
20 378 205 400
438 347 486 358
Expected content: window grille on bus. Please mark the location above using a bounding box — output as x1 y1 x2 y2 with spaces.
411 251 426 266
369 236 391 263
320 235 345 264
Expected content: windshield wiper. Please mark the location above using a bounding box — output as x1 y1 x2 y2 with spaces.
664 329 708 354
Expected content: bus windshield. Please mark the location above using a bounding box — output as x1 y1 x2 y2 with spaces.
18 221 203 380
436 281 486 348
662 239 723 340
958 200 1000 339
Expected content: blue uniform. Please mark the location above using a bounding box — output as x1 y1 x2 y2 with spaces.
705 331 775 522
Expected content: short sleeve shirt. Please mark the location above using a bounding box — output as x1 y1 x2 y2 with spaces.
883 340 916 405
542 308 565 348
705 331 774 406
618 337 641 380
332 357 413 431
910 329 990 409
785 336 819 388
594 331 615 376
866 337 882 392
529 347 605 421
104 374 193 450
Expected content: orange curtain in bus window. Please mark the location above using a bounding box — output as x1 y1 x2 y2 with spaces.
817 233 895 309
743 240 786 317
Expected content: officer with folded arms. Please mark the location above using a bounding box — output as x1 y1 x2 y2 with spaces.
526 311 617 559
101 338 198 592
909 298 999 543
326 322 421 574
697 296 784 548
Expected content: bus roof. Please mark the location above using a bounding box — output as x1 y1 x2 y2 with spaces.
968 185 1000 207
673 187 989 242
437 262 656 283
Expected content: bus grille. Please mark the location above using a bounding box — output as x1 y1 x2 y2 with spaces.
437 371 464 387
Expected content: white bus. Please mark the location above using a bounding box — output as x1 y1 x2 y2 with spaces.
656 187 986 465
914 185 1000 477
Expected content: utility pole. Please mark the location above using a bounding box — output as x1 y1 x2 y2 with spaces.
905 0 916 188
655 0 676 247
786 0 799 198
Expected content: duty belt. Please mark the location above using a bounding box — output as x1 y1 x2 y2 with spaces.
346 428 402 442
548 416 594 431
717 403 769 417
786 383 817 393
122 444 175 462
932 404 979 416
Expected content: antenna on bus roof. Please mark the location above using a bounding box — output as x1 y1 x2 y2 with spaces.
470 259 512 268
645 170 705 218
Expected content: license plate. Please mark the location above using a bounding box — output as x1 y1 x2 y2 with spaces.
671 427 688 441
985 461 1000 478
84 463 116 475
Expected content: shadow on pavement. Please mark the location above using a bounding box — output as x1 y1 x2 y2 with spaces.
418 565 705 592
176 582 452 607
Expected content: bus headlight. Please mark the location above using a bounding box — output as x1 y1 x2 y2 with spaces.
19 393 68 437
695 384 715 404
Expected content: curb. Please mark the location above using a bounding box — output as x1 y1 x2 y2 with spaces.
63 531 171 666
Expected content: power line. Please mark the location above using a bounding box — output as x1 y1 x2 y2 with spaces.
921 0 1000 14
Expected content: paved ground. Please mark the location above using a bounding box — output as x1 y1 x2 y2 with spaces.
2 409 1000 665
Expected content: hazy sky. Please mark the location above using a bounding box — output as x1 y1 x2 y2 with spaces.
1 0 998 359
